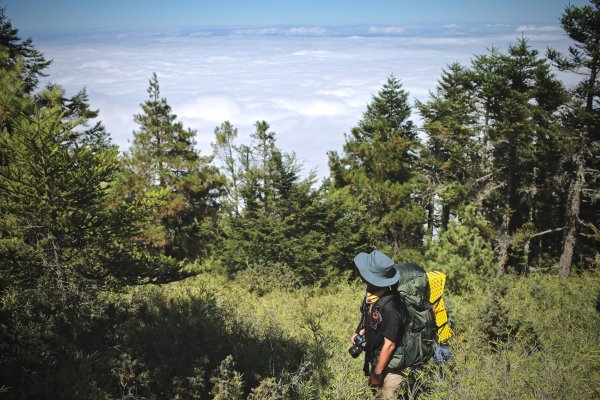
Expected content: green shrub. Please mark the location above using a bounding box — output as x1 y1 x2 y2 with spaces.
210 355 244 400
234 262 302 296
247 377 289 400
425 206 495 293
425 272 600 400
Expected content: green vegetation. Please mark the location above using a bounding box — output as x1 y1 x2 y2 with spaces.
1 1 600 399
4 268 597 398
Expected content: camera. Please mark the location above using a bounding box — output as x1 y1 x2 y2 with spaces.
348 334 367 358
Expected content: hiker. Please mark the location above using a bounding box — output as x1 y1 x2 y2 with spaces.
350 250 404 399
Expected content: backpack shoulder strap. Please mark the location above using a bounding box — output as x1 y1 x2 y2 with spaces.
376 292 400 312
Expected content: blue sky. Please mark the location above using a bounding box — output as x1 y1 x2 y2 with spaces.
1 0 590 31
0 0 588 180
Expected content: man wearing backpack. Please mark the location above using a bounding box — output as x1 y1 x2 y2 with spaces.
351 250 404 399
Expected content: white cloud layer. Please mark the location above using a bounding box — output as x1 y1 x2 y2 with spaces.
232 27 329 36
368 26 407 34
34 24 576 181
517 25 563 32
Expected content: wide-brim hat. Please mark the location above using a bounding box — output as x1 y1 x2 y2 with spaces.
354 250 399 287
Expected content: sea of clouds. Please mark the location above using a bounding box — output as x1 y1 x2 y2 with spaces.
31 24 575 181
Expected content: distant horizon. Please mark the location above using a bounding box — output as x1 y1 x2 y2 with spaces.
18 22 565 38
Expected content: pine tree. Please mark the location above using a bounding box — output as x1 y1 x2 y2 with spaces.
212 121 241 215
0 83 189 391
0 8 49 136
548 0 600 276
120 73 223 258
330 75 425 256
0 16 191 391
470 39 567 274
36 84 113 151
0 93 185 288
251 120 276 211
417 63 482 233
218 122 366 283
221 123 306 274
0 7 51 93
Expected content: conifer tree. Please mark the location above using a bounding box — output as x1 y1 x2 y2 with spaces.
120 73 223 258
470 39 566 274
219 122 366 282
212 121 241 215
0 93 185 288
0 7 50 93
330 75 425 256
0 85 189 393
0 14 195 390
417 63 481 232
221 123 308 273
420 40 567 272
251 120 276 211
37 84 113 151
548 0 600 276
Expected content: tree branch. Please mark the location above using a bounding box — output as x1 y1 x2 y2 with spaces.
529 227 566 239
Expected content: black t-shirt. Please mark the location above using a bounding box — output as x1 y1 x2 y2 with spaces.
361 294 403 365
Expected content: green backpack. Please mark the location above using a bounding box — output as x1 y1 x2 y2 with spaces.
379 262 437 369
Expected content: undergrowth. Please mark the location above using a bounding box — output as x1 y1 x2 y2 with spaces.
109 269 600 399
4 268 598 399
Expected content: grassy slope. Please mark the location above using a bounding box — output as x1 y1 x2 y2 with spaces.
125 270 600 399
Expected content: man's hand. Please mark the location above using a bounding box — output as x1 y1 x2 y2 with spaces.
351 328 366 345
369 369 383 387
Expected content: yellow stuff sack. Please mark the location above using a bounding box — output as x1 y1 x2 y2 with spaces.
426 271 453 342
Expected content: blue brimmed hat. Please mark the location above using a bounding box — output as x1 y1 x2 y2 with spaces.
354 250 399 287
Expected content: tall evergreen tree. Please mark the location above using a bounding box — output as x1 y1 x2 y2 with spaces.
221 123 308 273
212 121 241 215
219 122 367 283
470 39 567 274
329 75 425 256
36 84 113 151
119 73 223 258
251 120 276 212
0 7 50 93
0 85 188 394
0 14 193 393
417 63 482 233
548 0 600 276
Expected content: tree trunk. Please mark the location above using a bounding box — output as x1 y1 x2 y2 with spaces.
559 161 585 277
427 200 434 236
441 203 450 231
497 210 511 276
